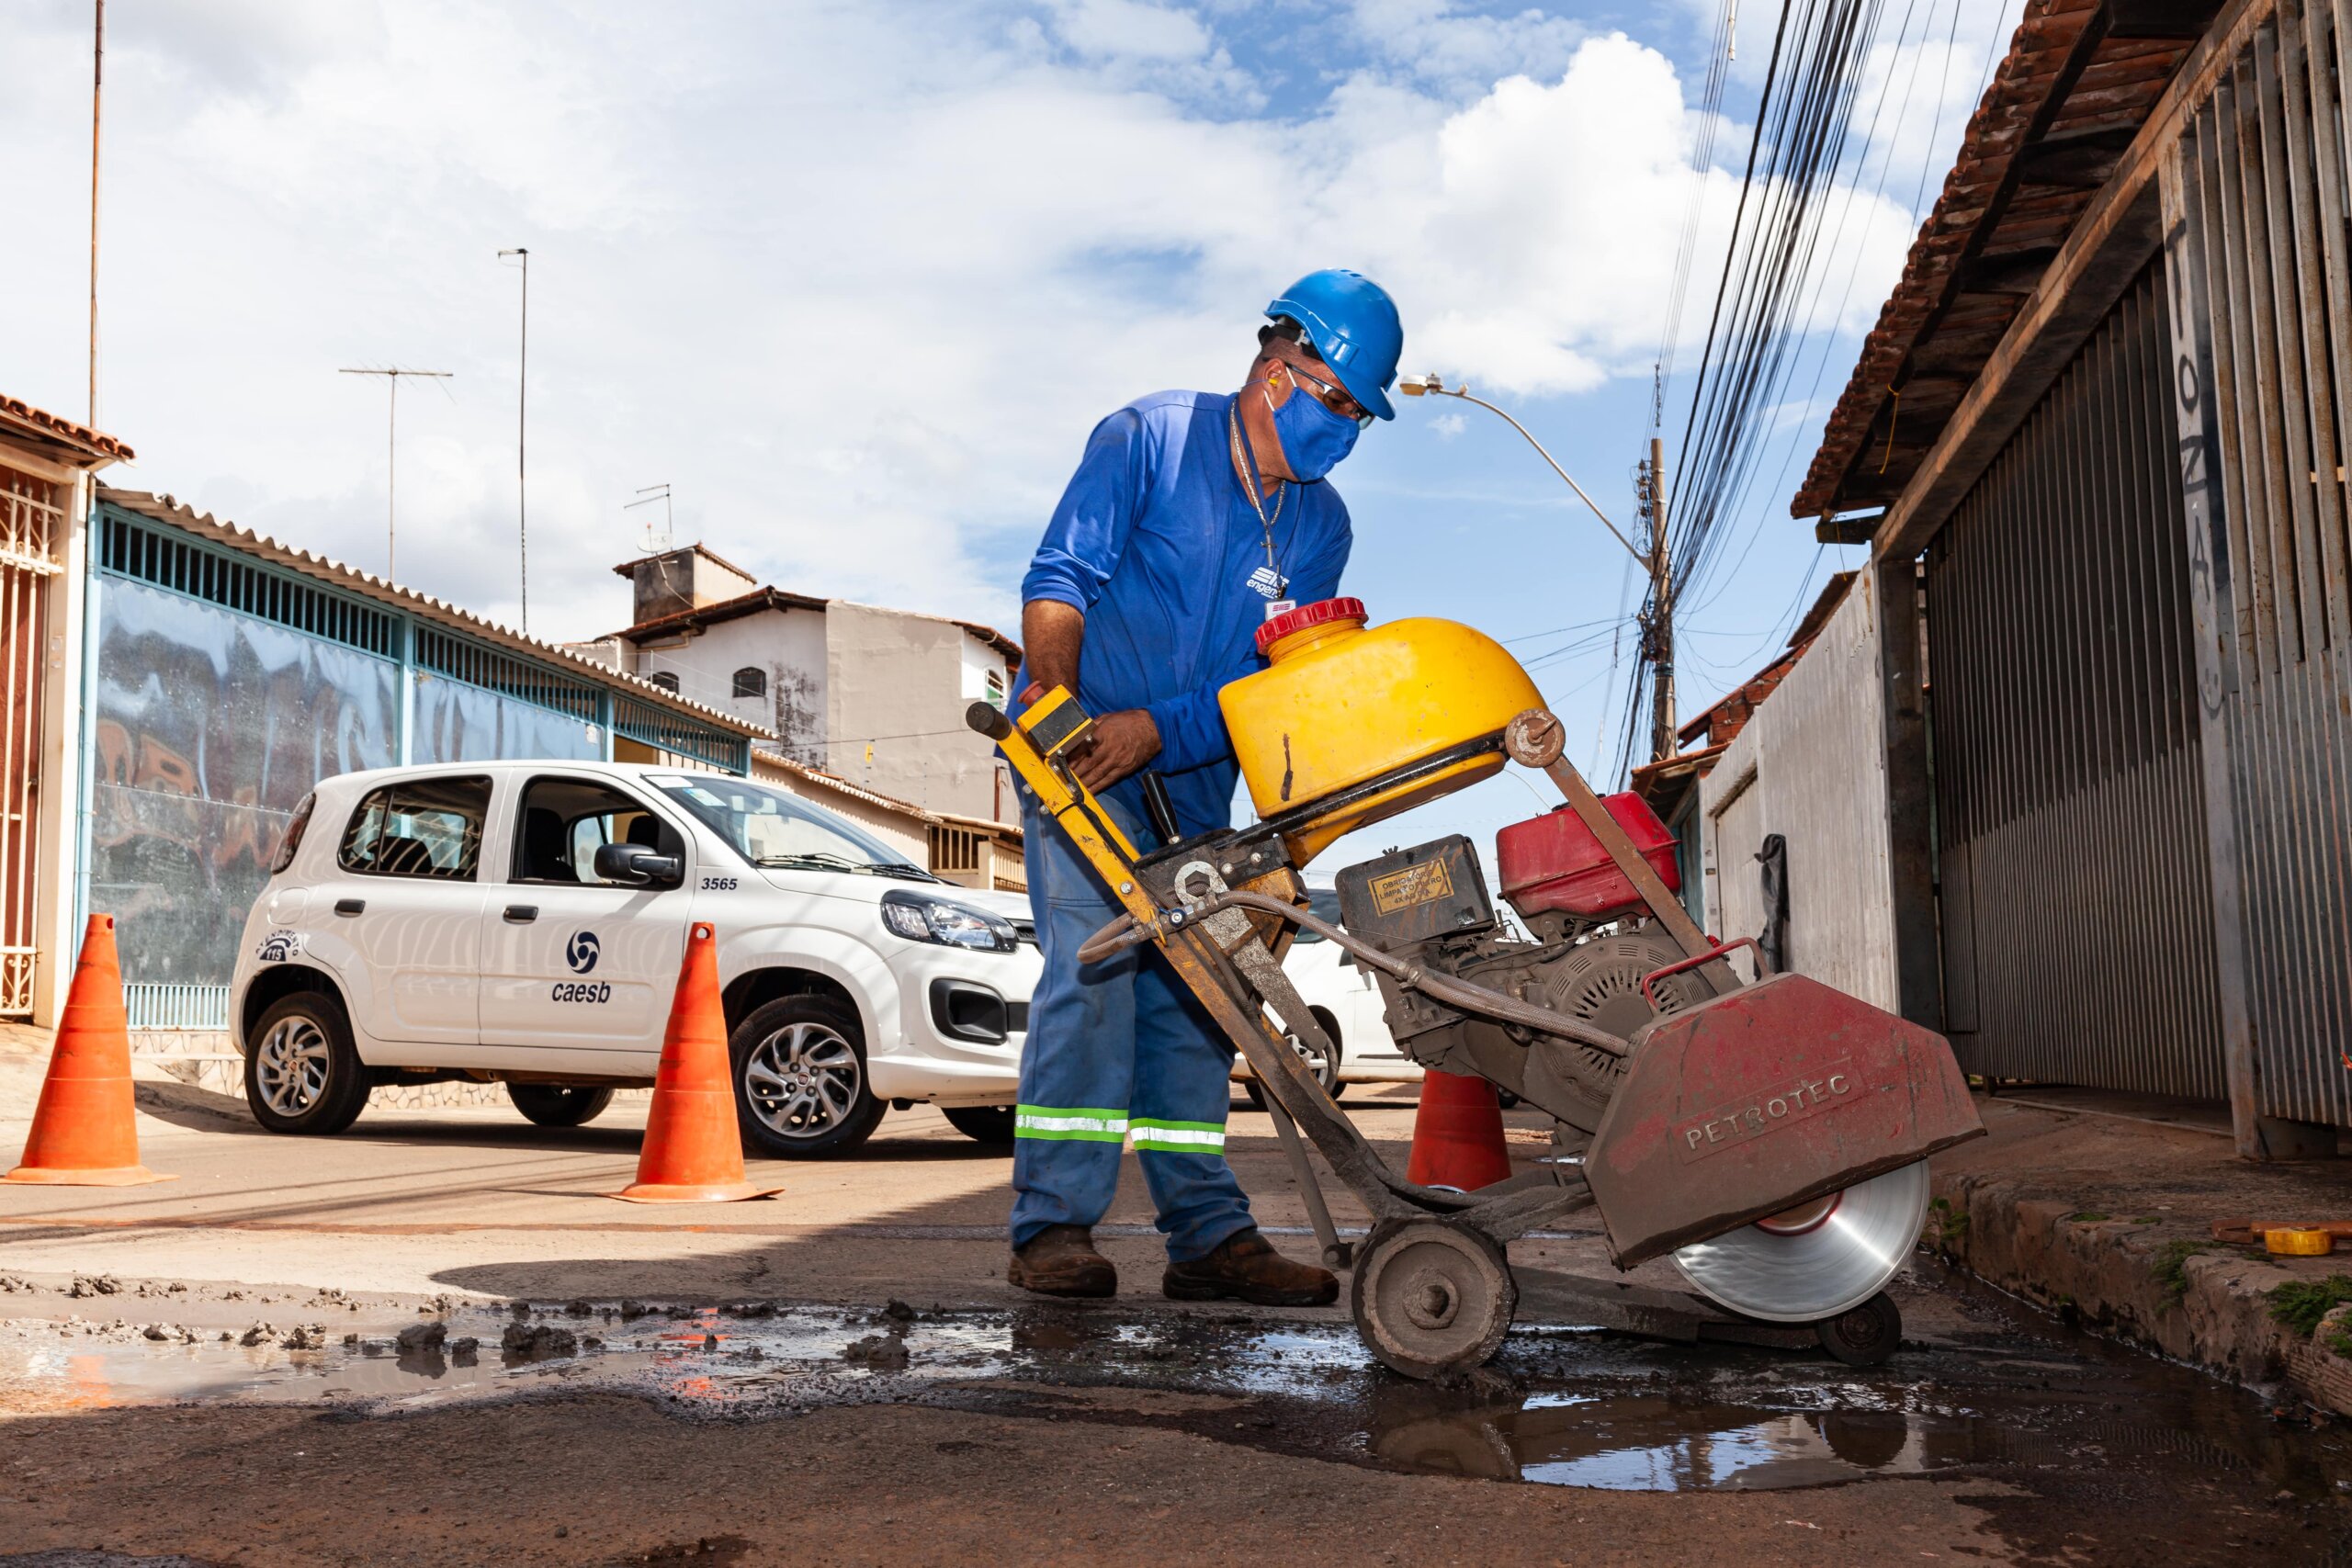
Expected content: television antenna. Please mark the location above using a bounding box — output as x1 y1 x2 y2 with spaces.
626 482 673 554
338 366 453 580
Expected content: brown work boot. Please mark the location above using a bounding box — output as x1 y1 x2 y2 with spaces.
1008 1224 1116 1299
1162 1228 1338 1307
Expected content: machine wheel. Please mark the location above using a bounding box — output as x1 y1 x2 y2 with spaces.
507 1084 615 1128
942 1105 1017 1145
1815 1292 1903 1367
1350 1218 1518 1380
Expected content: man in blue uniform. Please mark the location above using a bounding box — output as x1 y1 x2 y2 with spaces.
1007 269 1404 1303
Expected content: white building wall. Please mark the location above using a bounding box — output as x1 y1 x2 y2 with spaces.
635 608 828 764
1698 560 1899 1010
826 603 1013 824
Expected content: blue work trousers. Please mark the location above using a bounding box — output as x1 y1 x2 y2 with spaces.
1011 786 1253 1261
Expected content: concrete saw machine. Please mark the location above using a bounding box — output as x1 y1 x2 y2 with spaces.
973 597 1982 1379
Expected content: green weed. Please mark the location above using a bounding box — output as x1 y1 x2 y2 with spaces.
2154 1239 2209 1304
2267 1276 2352 1337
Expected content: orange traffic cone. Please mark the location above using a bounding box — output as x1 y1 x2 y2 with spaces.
1406 1068 1512 1191
6 915 175 1187
612 922 780 1203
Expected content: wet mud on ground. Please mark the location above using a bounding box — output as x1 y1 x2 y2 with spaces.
4 1259 2352 1563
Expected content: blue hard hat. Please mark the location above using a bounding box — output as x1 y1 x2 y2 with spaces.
1265 269 1403 421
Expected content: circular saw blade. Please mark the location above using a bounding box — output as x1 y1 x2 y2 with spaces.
1668 1161 1928 1324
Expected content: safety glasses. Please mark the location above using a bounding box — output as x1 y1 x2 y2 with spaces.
1279 359 1374 430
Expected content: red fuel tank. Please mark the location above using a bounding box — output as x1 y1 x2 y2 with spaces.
1497 795 1680 922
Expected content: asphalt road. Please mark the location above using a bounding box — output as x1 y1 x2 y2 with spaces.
3 1070 2350 1565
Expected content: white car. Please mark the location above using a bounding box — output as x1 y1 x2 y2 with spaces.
229 761 1039 1156
1237 884 1423 1105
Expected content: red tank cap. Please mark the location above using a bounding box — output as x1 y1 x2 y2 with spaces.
1256 596 1367 656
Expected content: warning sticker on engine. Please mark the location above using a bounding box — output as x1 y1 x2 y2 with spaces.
1368 859 1454 915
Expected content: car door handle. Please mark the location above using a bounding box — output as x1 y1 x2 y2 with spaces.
334 898 366 917
503 904 539 923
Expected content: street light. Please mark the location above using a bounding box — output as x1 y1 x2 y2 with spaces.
1398 373 1645 566
1399 372 1679 761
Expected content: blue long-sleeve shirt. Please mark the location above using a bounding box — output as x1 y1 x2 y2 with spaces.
1017 389 1351 840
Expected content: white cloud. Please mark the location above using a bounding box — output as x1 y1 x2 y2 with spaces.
1345 0 1587 95
1050 0 1213 60
0 4 1926 644
1430 411 1467 439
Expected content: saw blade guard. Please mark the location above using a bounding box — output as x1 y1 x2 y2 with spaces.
1581 971 1983 1272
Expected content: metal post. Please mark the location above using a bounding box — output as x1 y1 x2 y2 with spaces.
1649 436 1676 763
87 0 103 428
499 248 529 631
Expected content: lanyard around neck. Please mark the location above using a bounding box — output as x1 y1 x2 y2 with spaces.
1227 396 1287 585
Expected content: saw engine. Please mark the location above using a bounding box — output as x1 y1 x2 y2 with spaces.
1330 798 1960 1324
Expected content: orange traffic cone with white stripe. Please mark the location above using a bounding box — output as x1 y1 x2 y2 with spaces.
1405 1068 1512 1192
6 915 175 1187
612 922 781 1203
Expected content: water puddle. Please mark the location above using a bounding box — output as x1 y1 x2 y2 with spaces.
4 1282 2347 1500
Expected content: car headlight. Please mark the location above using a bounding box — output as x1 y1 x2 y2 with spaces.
879 890 1020 953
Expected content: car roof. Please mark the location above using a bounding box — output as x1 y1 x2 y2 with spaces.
313 759 736 793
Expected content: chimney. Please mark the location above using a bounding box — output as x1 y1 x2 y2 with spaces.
623 545 758 625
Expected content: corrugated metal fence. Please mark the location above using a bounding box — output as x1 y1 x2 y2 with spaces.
1926 264 2228 1099
2165 0 2352 1126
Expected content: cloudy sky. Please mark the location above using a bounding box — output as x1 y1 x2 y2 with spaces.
5 0 2021 843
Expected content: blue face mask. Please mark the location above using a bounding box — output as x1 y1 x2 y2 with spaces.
1265 367 1363 481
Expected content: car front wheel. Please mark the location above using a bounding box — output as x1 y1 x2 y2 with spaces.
729 996 884 1158
244 991 369 1135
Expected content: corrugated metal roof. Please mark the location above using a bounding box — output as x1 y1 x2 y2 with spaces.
98 487 769 739
1 394 134 464
1792 0 2211 518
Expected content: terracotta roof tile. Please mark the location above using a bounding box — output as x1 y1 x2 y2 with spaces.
0 395 133 463
1792 0 2206 518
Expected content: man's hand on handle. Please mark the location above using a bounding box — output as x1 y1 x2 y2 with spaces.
1071 709 1160 793
1022 599 1163 794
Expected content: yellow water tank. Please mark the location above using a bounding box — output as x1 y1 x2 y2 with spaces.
1219 598 1544 866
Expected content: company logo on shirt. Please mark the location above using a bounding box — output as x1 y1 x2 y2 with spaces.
1246 566 1289 599
566 931 601 974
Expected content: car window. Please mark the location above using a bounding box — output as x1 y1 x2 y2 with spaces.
1293 887 1345 944
513 776 684 886
649 774 934 879
338 776 491 881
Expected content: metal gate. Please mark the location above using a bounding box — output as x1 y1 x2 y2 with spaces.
0 465 60 1018
2162 0 2352 1127
1925 263 2227 1099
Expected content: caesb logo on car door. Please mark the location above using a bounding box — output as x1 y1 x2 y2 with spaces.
551 930 611 1004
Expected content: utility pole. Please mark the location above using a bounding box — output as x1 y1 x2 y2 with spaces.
87 0 103 426
498 249 530 632
1645 435 1677 763
338 367 452 581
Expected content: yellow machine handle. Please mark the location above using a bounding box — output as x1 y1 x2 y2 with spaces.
966 693 1146 894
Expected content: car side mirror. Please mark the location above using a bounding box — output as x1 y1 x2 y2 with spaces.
594 842 683 887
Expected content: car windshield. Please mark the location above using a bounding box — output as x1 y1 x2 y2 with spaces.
649 775 936 880
1294 887 1345 943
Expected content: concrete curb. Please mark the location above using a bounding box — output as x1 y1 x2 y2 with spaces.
1928 1168 2352 1413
